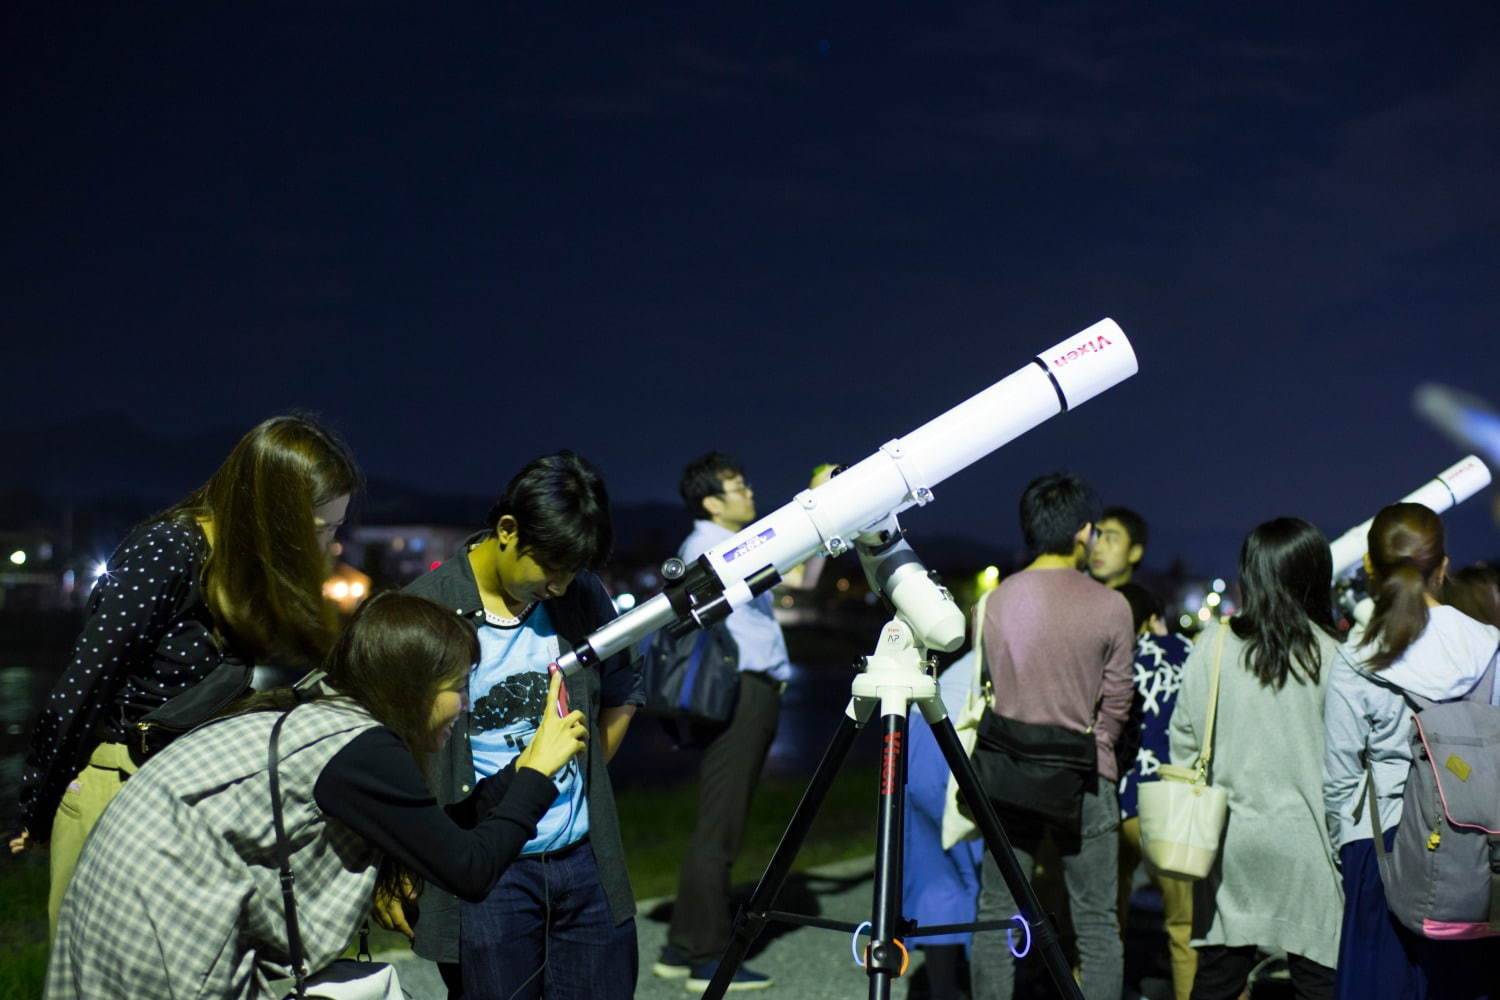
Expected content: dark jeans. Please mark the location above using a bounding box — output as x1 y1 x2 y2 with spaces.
1190 945 1333 1000
667 672 782 963
455 840 638 999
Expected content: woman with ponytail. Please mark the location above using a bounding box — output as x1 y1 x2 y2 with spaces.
1168 518 1345 1000
1322 503 1500 999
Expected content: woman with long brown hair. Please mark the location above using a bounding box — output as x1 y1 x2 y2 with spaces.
10 413 361 932
44 592 587 999
1168 517 1345 1000
1322 503 1498 998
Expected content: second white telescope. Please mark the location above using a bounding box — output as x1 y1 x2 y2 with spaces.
1328 454 1492 577
555 317 1139 677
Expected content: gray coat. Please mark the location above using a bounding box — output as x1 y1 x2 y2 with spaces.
1168 620 1344 967
47 701 380 1000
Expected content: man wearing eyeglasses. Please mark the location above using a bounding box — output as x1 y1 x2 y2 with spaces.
653 451 789 991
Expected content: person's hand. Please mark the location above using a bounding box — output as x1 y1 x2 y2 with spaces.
8 829 43 855
372 876 417 939
516 670 587 778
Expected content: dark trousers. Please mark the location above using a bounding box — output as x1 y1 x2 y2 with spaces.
454 840 638 999
1336 832 1497 1000
1190 945 1333 1000
666 672 782 963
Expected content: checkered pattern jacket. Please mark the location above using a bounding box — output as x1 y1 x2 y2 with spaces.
47 700 381 999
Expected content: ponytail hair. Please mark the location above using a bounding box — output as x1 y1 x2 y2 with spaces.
1360 503 1445 671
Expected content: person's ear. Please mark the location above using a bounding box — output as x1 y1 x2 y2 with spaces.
496 515 520 550
1128 543 1144 567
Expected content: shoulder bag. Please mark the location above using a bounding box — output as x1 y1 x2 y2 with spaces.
268 709 408 1000
1137 621 1230 879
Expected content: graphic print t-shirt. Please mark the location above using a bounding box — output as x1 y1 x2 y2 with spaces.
469 605 588 853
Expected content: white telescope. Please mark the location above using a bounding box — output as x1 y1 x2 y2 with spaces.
555 318 1139 677
1328 454 1492 577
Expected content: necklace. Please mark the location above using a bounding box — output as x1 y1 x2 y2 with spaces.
483 602 536 627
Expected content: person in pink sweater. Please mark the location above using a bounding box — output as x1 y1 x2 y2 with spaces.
970 472 1135 1000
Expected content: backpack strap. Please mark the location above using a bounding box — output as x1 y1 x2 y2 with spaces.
1361 760 1387 860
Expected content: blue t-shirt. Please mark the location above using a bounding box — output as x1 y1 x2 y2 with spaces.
469 605 589 853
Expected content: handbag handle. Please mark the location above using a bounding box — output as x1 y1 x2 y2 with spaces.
268 708 310 1000
972 589 995 707
1194 622 1228 779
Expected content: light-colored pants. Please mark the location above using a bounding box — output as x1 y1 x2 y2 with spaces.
972 775 1123 1000
1119 815 1196 1000
47 742 138 937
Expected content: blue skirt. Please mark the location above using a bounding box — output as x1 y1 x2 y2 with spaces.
1336 831 1496 1000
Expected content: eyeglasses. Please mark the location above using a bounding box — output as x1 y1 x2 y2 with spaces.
314 518 345 540
719 481 753 497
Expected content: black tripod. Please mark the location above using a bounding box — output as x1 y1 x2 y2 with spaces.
700 616 1085 1000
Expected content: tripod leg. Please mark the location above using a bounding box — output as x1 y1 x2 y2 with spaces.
865 708 908 1000
927 716 1085 1000
701 707 865 1000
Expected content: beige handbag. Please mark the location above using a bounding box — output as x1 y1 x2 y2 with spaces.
940 590 994 849
1137 621 1229 879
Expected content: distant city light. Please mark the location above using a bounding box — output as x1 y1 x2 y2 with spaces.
429 561 442 571
7 550 24 566
1198 607 1212 621
1212 578 1226 593
1180 613 1195 629
836 578 850 592
329 581 350 600
1205 592 1221 607
981 565 1000 585
615 592 637 612
349 581 367 599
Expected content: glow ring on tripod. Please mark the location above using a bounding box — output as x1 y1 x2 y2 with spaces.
851 921 872 966
1007 914 1032 958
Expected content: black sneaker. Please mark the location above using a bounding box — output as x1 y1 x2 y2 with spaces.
685 961 772 992
652 945 692 979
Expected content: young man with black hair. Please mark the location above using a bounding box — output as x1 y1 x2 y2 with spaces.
400 451 644 999
1088 506 1147 590
654 451 789 992
970 472 1134 1000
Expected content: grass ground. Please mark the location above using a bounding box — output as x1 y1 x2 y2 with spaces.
0 766 881 1000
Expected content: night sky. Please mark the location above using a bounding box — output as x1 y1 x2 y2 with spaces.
5 2 1498 576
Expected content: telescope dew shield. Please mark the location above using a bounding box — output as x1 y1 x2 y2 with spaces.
1327 454 1493 576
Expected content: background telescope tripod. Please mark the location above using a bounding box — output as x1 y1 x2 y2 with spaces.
701 616 1085 1000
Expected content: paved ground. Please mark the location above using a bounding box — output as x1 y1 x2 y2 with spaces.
369 854 1199 999
372 854 939 1000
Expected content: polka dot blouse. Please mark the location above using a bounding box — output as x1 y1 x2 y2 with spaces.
18 518 226 840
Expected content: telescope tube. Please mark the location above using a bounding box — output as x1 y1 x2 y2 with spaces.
1328 454 1492 576
556 318 1138 676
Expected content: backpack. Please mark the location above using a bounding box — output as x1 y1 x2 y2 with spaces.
639 622 740 749
1365 660 1500 939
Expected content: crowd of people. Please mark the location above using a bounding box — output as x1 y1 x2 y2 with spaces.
9 412 1500 999
904 475 1500 1000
